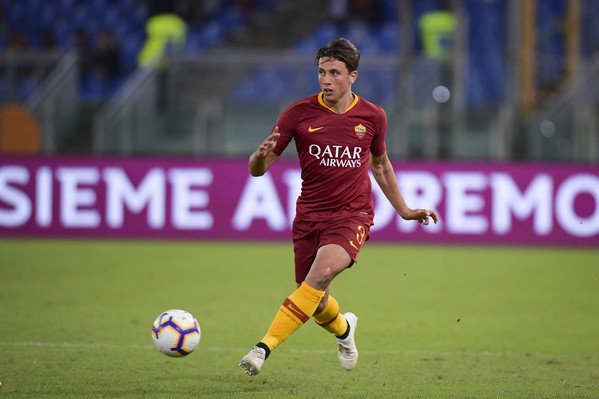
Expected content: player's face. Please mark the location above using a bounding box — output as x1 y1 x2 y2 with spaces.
318 57 357 106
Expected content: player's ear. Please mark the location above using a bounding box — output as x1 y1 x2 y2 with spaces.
350 70 358 84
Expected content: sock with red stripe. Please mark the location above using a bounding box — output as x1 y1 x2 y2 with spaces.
313 295 349 337
258 282 325 355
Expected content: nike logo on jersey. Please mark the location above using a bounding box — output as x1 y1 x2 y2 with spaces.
308 126 324 132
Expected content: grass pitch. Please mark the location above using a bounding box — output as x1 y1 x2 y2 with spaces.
0 239 598 398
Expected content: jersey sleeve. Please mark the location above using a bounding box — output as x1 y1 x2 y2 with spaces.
272 105 297 156
370 106 387 156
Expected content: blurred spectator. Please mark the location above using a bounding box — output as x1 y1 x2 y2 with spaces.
149 0 176 16
4 28 30 82
0 4 7 43
137 12 187 69
167 0 223 23
198 0 224 21
174 0 203 24
349 0 383 25
39 27 57 50
73 28 93 79
417 4 456 61
92 29 122 79
137 9 187 110
329 0 383 26
329 0 349 25
233 0 257 21
7 28 29 51
35 27 58 78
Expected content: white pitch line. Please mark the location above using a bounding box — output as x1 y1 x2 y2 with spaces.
0 341 154 349
0 341 591 360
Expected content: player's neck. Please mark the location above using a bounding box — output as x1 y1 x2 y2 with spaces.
325 92 355 114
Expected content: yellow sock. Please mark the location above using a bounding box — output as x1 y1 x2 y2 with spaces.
313 295 348 336
261 282 325 351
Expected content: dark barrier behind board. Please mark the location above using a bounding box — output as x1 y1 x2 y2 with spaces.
0 156 598 246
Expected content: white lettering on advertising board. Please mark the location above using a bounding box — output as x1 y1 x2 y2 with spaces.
0 165 215 231
0 164 598 239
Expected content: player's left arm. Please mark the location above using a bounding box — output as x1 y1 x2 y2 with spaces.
369 151 439 225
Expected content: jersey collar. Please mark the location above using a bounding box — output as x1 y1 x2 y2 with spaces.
318 92 359 114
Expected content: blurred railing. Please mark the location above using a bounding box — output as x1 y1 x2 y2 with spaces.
0 51 63 103
92 65 158 155
92 52 477 159
26 52 79 154
526 54 599 162
3 50 597 162
0 50 78 154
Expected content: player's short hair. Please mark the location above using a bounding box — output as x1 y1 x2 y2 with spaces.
315 37 361 72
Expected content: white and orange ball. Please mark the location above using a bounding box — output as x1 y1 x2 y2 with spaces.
152 309 200 357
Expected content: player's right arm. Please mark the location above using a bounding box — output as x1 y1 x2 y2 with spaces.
248 126 281 176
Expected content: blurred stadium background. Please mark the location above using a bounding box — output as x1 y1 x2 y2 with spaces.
1 0 598 162
1 4 597 397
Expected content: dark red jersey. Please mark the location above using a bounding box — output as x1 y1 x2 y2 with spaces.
273 92 387 221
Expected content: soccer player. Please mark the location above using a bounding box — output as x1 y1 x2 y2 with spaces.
239 37 439 376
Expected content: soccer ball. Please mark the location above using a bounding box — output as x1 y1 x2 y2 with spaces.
152 309 201 357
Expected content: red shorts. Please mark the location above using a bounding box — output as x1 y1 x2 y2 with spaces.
292 215 373 284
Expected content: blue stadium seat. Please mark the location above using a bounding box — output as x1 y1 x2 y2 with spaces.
221 7 244 31
376 23 399 53
196 21 224 48
79 73 122 103
102 6 121 30
4 1 24 25
12 0 587 109
121 32 143 73
581 0 599 55
40 3 58 27
57 0 75 7
293 36 321 55
466 0 507 106
16 76 42 101
54 19 72 48
71 3 90 27
313 23 342 47
379 0 399 22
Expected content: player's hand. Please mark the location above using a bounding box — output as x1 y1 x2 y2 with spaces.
256 126 280 158
408 209 439 226
249 127 280 176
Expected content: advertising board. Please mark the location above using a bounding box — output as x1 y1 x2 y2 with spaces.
1 156 597 245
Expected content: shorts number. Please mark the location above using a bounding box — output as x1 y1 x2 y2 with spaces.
349 225 366 251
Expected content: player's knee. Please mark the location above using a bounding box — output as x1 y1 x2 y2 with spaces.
305 267 335 290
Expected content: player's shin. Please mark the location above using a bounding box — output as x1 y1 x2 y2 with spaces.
260 282 325 351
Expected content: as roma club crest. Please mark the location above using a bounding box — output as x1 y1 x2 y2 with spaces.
354 124 366 138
